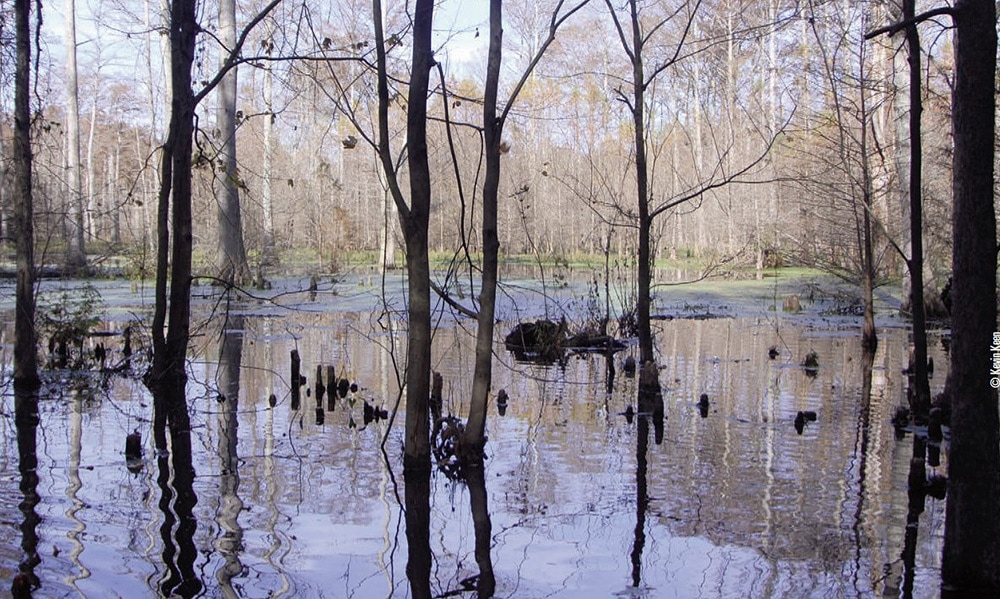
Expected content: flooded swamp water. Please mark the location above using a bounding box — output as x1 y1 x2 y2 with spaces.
0 273 950 598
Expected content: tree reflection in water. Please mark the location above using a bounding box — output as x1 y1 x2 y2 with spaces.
12 391 41 598
631 369 664 588
215 313 245 595
404 467 432 599
467 461 496 597
153 385 202 598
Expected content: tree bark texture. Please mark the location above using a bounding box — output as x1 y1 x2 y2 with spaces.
941 0 1000 591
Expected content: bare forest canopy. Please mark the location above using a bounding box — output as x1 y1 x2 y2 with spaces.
0 0 970 285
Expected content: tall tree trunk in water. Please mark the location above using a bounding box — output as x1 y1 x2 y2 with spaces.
941 0 1000 591
372 0 434 471
215 0 251 285
12 0 39 392
858 40 877 352
463 0 503 458
402 0 434 471
65 0 87 272
902 0 930 419
150 0 198 402
607 0 655 364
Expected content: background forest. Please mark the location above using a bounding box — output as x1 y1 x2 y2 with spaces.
0 0 963 293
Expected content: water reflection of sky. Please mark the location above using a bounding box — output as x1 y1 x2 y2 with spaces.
0 277 949 598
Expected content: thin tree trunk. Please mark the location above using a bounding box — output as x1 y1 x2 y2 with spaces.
372 0 435 471
463 0 503 456
628 2 655 365
86 94 98 240
941 0 1000 590
405 4 435 465
261 19 275 264
12 0 39 391
903 0 930 419
150 0 198 398
859 37 877 352
65 0 86 271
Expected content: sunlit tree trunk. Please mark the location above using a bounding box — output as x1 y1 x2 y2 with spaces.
942 0 1000 589
86 97 98 240
65 0 87 272
12 0 39 391
215 0 251 284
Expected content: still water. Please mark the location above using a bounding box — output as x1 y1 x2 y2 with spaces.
0 274 947 597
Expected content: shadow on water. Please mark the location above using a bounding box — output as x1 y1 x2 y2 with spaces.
153 384 202 597
12 391 41 599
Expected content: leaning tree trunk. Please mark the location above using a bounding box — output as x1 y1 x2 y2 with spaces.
941 0 1000 591
12 0 39 392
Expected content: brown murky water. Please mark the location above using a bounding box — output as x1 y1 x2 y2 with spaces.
0 274 949 597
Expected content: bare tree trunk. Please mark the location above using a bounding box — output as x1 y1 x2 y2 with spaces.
941 0 1000 590
627 1 655 364
903 0 930 419
86 95 98 240
372 0 435 471
261 19 275 264
859 35 877 352
150 0 199 397
65 0 87 272
463 0 503 458
12 0 39 391
402 0 434 472
215 0 251 285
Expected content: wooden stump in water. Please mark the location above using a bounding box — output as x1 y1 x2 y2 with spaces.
431 371 443 421
290 349 301 411
125 430 142 461
326 365 337 411
315 365 326 406
928 407 943 442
